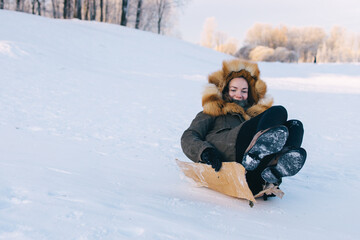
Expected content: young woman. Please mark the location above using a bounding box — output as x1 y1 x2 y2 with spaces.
181 59 306 195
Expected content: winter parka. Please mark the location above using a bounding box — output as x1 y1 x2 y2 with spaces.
181 59 273 163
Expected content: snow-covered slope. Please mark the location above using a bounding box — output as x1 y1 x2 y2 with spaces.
1 10 360 239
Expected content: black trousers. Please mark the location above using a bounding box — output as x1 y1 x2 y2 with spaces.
235 106 304 194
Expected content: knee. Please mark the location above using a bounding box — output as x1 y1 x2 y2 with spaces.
269 105 288 122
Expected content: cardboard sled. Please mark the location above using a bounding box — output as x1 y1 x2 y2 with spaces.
176 159 284 205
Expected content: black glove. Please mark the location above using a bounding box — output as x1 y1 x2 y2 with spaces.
201 148 223 172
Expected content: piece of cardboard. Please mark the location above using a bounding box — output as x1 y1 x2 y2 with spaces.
176 159 256 203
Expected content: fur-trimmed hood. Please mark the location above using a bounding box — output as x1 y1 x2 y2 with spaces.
202 59 273 120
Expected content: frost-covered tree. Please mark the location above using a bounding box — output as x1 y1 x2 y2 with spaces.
316 26 359 62
287 26 325 62
200 17 238 55
239 23 341 63
200 17 216 48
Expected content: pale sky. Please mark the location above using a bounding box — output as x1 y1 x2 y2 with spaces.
177 0 360 45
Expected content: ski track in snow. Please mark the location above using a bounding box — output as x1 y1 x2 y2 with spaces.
1 10 360 239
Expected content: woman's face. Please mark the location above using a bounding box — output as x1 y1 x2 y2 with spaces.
228 77 248 101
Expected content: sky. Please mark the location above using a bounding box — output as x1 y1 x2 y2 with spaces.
177 0 360 45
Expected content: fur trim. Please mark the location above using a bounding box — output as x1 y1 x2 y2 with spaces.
202 59 272 118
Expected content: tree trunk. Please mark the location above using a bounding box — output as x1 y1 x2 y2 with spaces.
51 0 57 18
157 17 161 34
100 0 103 22
74 0 82 19
63 0 67 18
120 0 128 26
90 0 96 20
42 0 46 16
157 0 164 34
16 0 21 11
104 0 109 22
0 0 4 10
64 0 72 19
135 0 142 29
32 0 36 14
156 0 167 34
32 0 41 15
37 0 41 15
84 0 90 20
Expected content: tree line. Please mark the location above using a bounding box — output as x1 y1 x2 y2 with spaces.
0 0 187 35
201 19 360 63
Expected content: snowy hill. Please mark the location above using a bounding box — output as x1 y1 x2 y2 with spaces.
1 10 360 239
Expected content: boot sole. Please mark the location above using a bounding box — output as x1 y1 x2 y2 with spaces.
242 126 289 171
261 148 307 183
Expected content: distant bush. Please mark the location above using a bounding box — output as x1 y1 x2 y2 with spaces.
248 46 274 62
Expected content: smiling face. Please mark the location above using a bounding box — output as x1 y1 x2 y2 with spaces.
228 77 249 101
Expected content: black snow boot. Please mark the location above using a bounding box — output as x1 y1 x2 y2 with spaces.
261 147 307 184
241 125 289 171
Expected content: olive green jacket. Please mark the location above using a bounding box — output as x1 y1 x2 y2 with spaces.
181 111 246 163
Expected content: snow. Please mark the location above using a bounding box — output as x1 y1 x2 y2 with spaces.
1 9 360 239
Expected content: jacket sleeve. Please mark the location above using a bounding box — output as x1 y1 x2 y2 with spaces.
181 112 215 163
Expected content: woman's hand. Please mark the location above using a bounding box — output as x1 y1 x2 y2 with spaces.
201 148 223 172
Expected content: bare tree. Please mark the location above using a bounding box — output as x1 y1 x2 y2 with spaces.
32 0 41 15
90 0 96 20
154 0 172 34
51 0 61 18
63 0 72 19
135 0 143 29
51 0 57 17
121 0 129 26
32 0 36 14
84 0 90 20
37 0 41 15
42 0 46 16
104 0 109 22
74 0 82 19
16 0 22 11
100 0 104 21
